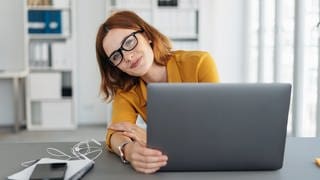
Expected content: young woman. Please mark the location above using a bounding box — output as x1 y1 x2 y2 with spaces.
96 10 219 174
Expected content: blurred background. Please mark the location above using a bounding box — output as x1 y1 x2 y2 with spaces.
0 0 319 142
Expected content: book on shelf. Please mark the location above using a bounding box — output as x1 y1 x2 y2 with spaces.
29 42 50 69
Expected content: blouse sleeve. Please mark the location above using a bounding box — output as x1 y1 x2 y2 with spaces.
197 52 220 83
105 92 138 151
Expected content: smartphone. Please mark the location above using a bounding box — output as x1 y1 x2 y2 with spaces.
30 162 67 180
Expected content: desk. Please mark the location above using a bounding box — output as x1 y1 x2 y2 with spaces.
1 138 319 179
0 70 28 132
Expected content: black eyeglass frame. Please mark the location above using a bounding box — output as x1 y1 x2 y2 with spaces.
106 29 145 67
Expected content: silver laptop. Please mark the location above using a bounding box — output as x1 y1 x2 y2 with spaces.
147 83 291 171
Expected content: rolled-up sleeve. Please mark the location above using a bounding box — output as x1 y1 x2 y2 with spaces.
105 92 138 151
197 52 220 83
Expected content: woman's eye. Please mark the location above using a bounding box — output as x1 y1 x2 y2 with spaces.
111 53 121 61
124 37 135 48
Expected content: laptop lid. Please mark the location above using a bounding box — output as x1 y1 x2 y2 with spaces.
147 83 291 171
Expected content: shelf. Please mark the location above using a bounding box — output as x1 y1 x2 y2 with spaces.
27 124 76 130
28 34 71 40
27 6 71 11
30 98 72 102
25 0 76 131
0 69 28 78
110 7 151 11
169 34 198 41
30 68 72 72
170 37 198 41
157 7 198 11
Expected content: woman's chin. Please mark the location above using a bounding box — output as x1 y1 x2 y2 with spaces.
127 68 148 77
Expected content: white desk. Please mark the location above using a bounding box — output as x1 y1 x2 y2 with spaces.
0 70 28 132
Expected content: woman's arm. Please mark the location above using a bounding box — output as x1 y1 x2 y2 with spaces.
197 52 220 82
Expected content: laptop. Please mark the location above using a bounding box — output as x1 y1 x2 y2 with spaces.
147 83 291 171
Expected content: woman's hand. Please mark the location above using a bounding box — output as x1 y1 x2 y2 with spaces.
124 141 168 174
108 122 146 145
108 122 168 173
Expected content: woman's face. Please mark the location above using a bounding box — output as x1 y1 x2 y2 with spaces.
102 28 154 77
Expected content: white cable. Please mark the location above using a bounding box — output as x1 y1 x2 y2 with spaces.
51 139 102 161
21 139 102 168
47 148 73 160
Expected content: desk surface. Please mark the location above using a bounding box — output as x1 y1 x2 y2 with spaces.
1 138 319 180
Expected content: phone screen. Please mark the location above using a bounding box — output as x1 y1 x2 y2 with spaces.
30 162 67 180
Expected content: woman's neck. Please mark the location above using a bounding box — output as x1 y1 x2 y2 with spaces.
141 63 167 83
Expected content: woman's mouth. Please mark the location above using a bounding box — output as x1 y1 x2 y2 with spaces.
130 57 142 69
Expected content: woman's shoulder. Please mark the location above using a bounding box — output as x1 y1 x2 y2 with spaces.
114 80 146 104
171 50 213 65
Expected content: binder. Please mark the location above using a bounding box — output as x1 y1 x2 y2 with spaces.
28 10 62 34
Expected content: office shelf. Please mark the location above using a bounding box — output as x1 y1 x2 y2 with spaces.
25 0 77 130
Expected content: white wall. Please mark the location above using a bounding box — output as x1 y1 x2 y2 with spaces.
0 0 25 71
199 0 246 82
0 0 25 126
75 0 111 125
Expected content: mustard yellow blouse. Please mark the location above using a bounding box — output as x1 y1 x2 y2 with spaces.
106 50 220 150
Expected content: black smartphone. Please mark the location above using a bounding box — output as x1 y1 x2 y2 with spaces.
30 162 67 180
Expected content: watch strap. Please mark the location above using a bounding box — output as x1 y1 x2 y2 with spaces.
118 141 131 163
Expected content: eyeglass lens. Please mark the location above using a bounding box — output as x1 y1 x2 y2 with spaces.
109 32 139 66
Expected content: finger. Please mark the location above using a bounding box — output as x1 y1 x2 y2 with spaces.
134 154 168 164
122 131 137 139
134 167 160 174
133 160 167 172
129 144 167 161
122 131 146 143
132 159 167 169
137 147 163 156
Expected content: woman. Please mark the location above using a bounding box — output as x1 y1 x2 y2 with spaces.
96 10 219 174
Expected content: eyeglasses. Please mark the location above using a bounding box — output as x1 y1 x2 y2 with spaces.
107 30 144 66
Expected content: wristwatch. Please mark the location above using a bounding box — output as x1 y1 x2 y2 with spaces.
118 141 131 164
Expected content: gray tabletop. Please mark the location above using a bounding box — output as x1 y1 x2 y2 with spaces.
1 137 320 180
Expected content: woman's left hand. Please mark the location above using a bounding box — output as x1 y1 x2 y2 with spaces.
108 122 146 145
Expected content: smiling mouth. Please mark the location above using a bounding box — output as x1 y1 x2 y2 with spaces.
130 57 142 69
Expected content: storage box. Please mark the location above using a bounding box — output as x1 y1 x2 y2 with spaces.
29 72 61 99
41 101 72 128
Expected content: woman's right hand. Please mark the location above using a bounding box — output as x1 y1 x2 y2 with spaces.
124 141 168 174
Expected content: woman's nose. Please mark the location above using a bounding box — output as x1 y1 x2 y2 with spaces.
123 51 135 62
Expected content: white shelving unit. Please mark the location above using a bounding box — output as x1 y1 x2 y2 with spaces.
24 0 77 130
106 0 199 50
